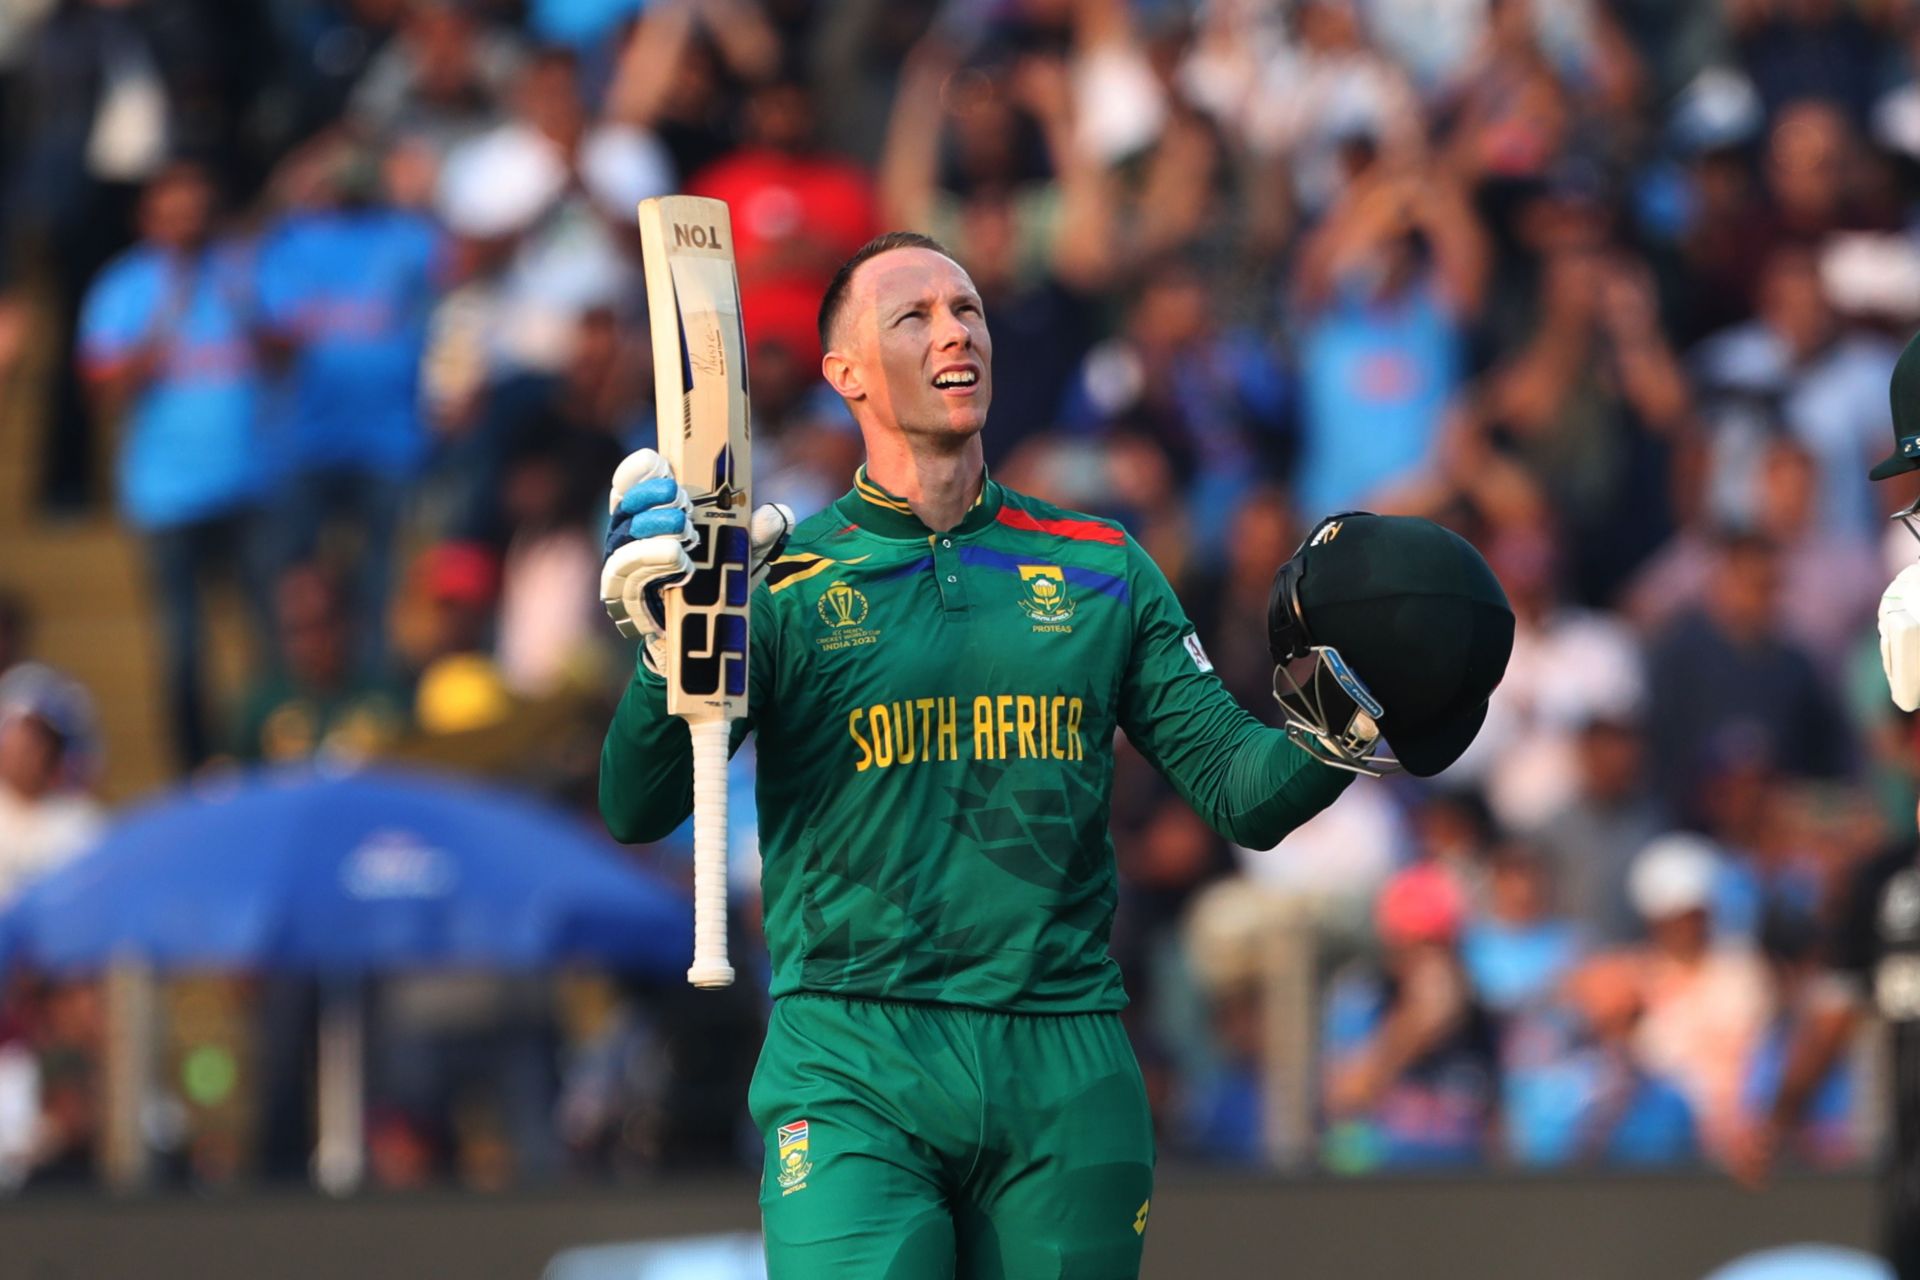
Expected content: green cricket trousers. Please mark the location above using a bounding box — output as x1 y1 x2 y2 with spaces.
750 993 1156 1279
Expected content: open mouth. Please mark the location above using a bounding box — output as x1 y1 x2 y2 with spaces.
932 368 980 394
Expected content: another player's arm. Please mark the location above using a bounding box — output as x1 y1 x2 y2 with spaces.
1116 536 1352 848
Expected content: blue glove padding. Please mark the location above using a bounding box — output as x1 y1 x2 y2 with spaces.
606 476 691 556
599 449 795 672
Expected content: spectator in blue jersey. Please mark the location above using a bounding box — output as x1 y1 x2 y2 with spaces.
1288 149 1486 522
1501 953 1700 1167
1462 845 1585 1020
78 159 271 769
257 132 450 673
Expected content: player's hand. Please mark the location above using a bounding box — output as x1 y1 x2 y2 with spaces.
603 448 697 671
747 501 796 587
1880 563 1920 711
600 448 794 673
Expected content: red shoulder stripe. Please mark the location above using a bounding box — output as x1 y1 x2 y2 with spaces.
996 507 1126 545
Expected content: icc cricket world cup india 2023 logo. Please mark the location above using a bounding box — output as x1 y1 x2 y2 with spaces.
816 580 880 652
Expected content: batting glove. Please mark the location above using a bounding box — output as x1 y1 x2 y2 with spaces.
1881 562 1920 712
601 448 793 673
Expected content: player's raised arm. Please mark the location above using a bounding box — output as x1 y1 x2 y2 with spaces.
1115 533 1351 848
1119 512 1513 848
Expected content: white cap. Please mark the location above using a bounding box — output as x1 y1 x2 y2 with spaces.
437 124 566 238
1629 834 1720 921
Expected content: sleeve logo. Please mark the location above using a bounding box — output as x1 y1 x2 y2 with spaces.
776 1120 813 1194
1183 633 1213 672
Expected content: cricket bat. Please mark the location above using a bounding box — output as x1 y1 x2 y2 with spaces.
637 195 752 989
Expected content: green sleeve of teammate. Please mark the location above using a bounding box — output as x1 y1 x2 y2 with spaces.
598 595 768 845
1117 536 1351 848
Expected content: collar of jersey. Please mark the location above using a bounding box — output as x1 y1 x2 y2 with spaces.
837 465 1003 540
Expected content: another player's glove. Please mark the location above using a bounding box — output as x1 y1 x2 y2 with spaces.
1881 562 1920 711
600 448 793 674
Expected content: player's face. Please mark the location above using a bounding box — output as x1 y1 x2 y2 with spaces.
841 248 993 442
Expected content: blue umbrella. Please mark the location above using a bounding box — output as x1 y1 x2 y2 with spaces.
0 765 692 977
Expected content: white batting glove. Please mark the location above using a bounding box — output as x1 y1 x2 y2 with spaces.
600 448 794 674
602 449 695 671
1881 563 1920 712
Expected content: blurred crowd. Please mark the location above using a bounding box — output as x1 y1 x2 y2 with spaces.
3 0 1920 1191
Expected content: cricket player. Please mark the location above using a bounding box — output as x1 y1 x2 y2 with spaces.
600 231 1513 1278
1741 332 1920 1276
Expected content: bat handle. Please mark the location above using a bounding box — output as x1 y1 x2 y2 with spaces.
687 716 736 989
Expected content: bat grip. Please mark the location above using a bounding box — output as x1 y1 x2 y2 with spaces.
687 716 736 988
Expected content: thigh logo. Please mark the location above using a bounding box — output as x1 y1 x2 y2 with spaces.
776 1120 812 1195
1133 1199 1150 1236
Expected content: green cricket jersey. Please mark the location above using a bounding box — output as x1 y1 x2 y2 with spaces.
601 469 1351 1012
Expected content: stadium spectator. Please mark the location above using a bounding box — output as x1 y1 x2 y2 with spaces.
257 131 450 672
9 0 182 514
439 303 638 547
1322 863 1499 1170
1289 156 1486 522
400 541 515 738
229 562 408 765
1628 435 1882 669
1451 518 1647 834
1741 904 1858 1171
1408 789 1498 916
1644 530 1850 823
1689 243 1899 543
688 76 877 368
78 160 271 769
1733 5 1884 127
1180 0 1423 221
433 45 669 379
1062 255 1291 548
0 664 102 905
1461 844 1583 1020
1535 709 1668 945
1501 952 1700 1167
494 432 610 698
879 42 1112 467
1458 241 1692 605
17 979 103 1191
346 0 520 158
1625 835 1773 1162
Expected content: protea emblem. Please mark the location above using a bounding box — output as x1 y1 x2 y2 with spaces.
1017 565 1075 622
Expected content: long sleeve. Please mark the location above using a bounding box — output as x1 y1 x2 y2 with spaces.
598 593 769 844
1116 536 1351 849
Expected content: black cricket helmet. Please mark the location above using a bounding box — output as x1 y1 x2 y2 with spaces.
1267 512 1514 777
1871 328 1920 541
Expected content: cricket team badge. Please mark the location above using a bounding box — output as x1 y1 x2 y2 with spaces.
776 1120 813 1195
1016 564 1075 632
816 581 881 652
